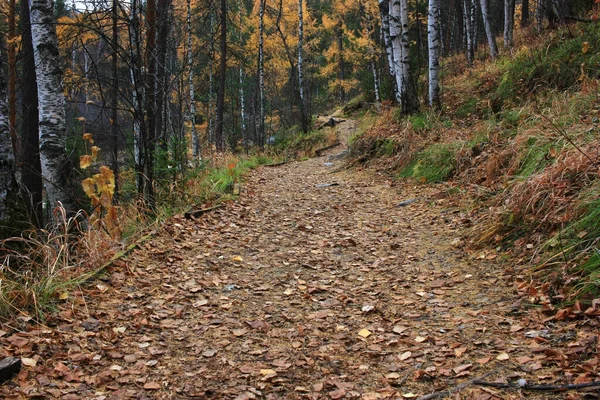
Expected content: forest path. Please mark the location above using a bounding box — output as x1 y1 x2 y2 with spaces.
3 124 593 399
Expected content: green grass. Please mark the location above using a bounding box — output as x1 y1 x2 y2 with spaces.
516 137 555 177
456 98 478 118
399 143 459 183
496 24 600 101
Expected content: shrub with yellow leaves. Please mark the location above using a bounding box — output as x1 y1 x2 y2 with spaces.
79 127 121 239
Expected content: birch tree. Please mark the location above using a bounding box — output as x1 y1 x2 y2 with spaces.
463 0 475 66
399 0 419 114
479 0 498 59
504 0 515 49
20 0 42 227
30 0 76 218
388 0 402 103
187 0 199 158
428 0 441 109
0 46 19 225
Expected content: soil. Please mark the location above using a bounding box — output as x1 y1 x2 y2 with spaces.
1 120 598 399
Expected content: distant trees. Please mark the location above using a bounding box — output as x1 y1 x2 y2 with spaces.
0 0 597 230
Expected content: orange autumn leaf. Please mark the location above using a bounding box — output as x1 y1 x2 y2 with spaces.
80 155 92 169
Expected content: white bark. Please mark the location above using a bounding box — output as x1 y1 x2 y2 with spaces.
30 0 75 217
186 0 199 159
504 0 515 48
378 0 396 81
388 0 402 102
129 0 142 180
463 0 474 65
428 0 440 108
479 0 498 59
399 0 417 113
239 65 246 137
371 61 381 111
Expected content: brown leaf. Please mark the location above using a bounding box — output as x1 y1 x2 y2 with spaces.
452 364 473 374
144 382 161 390
329 388 346 399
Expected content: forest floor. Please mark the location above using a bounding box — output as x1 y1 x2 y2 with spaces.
1 120 599 399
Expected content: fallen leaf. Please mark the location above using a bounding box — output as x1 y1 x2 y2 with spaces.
202 349 217 357
402 393 417 398
399 351 412 361
232 255 243 262
358 329 372 338
260 369 277 375
452 364 473 374
496 352 510 361
144 382 161 390
21 357 37 367
414 336 427 343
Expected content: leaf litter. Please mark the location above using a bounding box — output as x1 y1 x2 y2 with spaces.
0 131 599 399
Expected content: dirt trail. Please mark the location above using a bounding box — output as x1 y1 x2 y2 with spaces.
2 122 596 399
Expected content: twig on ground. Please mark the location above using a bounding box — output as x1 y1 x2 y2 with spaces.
416 370 497 400
474 379 600 392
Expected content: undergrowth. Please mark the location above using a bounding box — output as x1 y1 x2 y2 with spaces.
350 22 600 303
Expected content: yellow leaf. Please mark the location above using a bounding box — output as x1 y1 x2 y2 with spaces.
80 155 92 169
91 146 100 161
76 116 86 122
112 326 127 334
99 166 115 195
59 292 69 300
231 255 243 262
260 369 277 375
81 178 96 197
583 41 590 54
82 133 94 143
358 328 372 338
496 352 510 361
21 357 37 367
402 393 417 398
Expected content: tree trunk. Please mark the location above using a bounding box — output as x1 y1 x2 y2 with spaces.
479 0 498 59
215 0 227 152
208 12 215 146
129 0 143 192
29 0 76 220
298 0 309 133
337 22 346 103
399 0 419 114
388 0 402 103
111 0 119 195
428 0 441 109
521 0 530 27
20 0 43 227
186 0 199 159
378 0 397 99
503 0 515 48
8 0 17 159
258 0 266 147
463 0 475 65
143 0 157 209
0 44 20 226
155 0 172 151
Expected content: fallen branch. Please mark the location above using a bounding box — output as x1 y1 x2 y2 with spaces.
416 370 496 400
315 142 340 156
184 204 223 220
474 379 600 392
264 161 289 167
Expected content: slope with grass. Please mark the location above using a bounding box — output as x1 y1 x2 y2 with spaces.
350 23 600 305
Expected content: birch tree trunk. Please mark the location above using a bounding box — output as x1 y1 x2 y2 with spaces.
214 0 227 152
463 0 475 65
129 0 143 191
0 45 20 225
479 0 498 59
399 0 419 114
29 0 76 219
298 0 309 133
8 0 17 159
208 12 215 145
143 0 157 208
378 0 396 84
428 0 441 109
110 0 119 194
186 0 199 159
258 0 266 147
388 0 402 103
503 0 515 48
